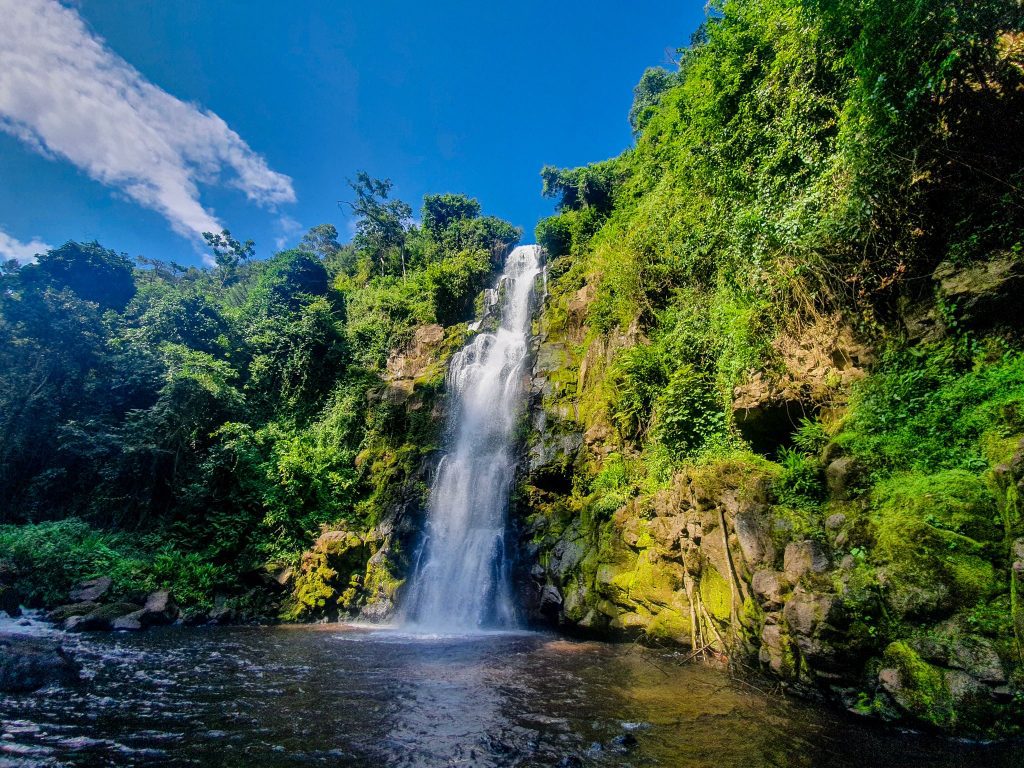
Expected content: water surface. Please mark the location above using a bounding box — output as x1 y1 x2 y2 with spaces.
1 621 1021 767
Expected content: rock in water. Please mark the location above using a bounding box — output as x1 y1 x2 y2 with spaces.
140 589 177 626
0 634 80 692
65 602 141 632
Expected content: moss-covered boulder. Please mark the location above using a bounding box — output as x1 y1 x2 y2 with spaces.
871 471 1002 620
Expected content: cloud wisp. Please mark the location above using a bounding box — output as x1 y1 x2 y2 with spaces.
0 0 295 242
0 227 50 264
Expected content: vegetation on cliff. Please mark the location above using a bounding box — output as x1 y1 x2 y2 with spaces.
0 180 519 617
522 0 1024 736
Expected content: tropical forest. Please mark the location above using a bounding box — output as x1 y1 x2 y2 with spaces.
1 0 1023 765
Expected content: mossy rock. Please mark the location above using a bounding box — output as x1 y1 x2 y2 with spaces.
879 641 955 729
872 471 1001 619
699 566 733 623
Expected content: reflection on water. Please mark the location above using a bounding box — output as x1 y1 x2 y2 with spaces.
0 620 1021 766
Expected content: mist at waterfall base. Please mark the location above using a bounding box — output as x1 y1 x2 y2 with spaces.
401 245 543 632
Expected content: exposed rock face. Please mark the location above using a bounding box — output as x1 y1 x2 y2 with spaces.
0 635 80 692
519 291 1024 737
732 315 871 453
934 253 1024 329
385 323 447 400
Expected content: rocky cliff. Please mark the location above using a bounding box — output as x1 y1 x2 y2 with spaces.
514 253 1024 737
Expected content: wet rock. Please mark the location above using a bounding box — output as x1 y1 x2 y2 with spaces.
0 634 80 692
783 541 830 582
825 457 862 501
207 596 236 625
69 576 112 603
0 587 22 618
65 602 141 632
751 570 787 610
47 601 99 623
951 636 1005 684
539 585 563 619
140 590 177 626
610 733 638 749
112 610 144 631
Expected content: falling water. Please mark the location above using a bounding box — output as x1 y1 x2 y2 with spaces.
403 245 543 630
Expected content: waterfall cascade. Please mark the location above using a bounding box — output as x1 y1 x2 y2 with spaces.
402 244 543 631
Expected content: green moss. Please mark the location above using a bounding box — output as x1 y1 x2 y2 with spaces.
700 567 733 623
882 641 955 729
872 471 1001 619
646 607 691 643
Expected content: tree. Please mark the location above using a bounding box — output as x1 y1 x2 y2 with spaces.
299 224 341 261
540 161 620 214
31 241 136 310
244 249 331 318
629 67 680 133
421 193 481 237
344 172 412 278
202 230 255 276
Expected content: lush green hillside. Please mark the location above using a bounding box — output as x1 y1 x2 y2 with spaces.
519 0 1024 736
0 179 519 618
2 0 1023 739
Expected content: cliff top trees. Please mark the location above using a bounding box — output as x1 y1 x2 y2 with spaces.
345 172 413 278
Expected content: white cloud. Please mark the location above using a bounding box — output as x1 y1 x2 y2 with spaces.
0 227 50 264
0 0 295 243
274 215 304 251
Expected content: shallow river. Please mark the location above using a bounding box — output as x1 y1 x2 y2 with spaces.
1 620 1022 767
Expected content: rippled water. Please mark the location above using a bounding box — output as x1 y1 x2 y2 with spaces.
1 620 1022 767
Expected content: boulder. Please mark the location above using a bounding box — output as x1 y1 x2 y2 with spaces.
783 588 842 671
759 623 789 676
825 457 862 501
934 253 1024 329
207 596 236 625
112 610 144 632
951 635 1005 684
825 513 847 532
539 585 564 619
0 634 80 692
68 576 112 603
47 601 98 623
751 570 788 610
783 540 830 582
65 601 141 632
139 590 177 626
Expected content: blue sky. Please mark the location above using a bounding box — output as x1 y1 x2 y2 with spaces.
0 1 705 267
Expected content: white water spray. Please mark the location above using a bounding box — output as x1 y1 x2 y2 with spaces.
403 245 543 630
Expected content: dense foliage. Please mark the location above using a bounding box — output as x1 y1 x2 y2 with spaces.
0 181 519 610
536 0 1024 473
525 0 1024 734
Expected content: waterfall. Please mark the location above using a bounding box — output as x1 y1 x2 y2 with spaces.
403 244 543 631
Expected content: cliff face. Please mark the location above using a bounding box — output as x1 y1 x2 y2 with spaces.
509 0 1024 737
281 324 459 623
514 256 1024 736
